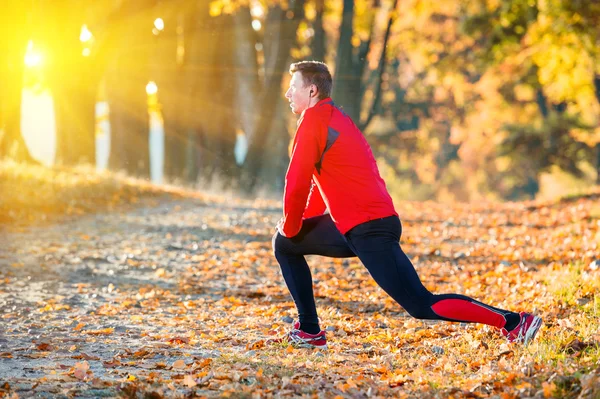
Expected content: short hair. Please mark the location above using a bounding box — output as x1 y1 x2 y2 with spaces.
289 61 332 100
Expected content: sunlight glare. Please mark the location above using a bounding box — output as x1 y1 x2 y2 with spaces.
252 20 262 31
250 3 264 18
146 81 158 95
24 41 42 68
80 24 93 42
154 18 165 31
82 48 91 57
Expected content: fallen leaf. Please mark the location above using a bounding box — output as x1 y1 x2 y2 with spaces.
172 359 186 369
36 342 53 351
73 323 86 331
73 361 91 380
84 328 114 335
183 374 197 388
246 340 265 350
542 381 556 398
72 353 100 361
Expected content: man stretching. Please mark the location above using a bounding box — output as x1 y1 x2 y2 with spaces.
270 61 542 349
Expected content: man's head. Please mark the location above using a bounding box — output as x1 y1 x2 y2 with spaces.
285 61 332 114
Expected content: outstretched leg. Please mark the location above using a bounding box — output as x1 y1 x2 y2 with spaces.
344 216 523 331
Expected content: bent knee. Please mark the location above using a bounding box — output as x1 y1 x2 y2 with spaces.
402 296 436 320
272 231 288 255
405 306 435 320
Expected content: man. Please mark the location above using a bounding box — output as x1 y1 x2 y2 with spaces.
270 61 542 349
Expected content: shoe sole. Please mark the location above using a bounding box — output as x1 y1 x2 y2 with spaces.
523 316 543 345
266 340 328 350
296 342 328 350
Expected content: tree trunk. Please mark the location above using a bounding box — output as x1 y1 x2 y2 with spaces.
106 0 151 177
0 4 36 162
212 13 238 186
45 1 98 166
332 0 356 116
243 0 306 193
594 75 600 184
332 0 374 122
152 3 188 181
359 0 399 131
188 11 237 187
233 7 260 158
311 0 326 61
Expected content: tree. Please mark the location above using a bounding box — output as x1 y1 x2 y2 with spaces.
105 0 154 177
242 0 307 193
0 3 36 162
310 0 326 62
43 0 102 166
150 1 189 180
459 0 600 197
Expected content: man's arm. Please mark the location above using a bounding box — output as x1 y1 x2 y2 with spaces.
281 113 325 237
303 180 327 219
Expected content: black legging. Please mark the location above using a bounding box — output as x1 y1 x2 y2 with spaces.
272 214 520 332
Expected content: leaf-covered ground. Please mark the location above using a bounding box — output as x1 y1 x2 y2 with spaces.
1 162 599 399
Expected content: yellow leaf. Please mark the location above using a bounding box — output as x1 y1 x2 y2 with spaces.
127 374 136 381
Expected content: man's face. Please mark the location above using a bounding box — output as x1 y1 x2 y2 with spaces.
285 72 312 115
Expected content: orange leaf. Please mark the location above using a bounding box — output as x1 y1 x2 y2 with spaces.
542 382 556 398
85 328 114 335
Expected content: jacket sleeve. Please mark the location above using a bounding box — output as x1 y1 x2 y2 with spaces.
302 180 327 219
281 113 326 237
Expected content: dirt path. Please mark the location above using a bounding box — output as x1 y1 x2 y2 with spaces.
0 198 281 398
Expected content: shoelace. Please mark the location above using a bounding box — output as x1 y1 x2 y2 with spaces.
288 330 323 344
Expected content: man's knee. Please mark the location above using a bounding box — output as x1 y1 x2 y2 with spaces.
272 231 287 255
401 295 437 320
405 305 435 320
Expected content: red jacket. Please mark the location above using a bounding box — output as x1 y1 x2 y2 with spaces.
281 98 398 237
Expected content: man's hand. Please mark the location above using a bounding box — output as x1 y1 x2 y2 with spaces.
276 218 288 237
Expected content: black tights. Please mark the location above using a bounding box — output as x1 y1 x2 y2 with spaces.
272 214 519 334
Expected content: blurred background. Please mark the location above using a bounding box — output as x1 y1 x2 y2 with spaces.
1 0 599 202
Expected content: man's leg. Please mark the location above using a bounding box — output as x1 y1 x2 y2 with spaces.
272 214 355 333
345 216 522 330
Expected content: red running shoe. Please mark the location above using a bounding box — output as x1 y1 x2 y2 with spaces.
502 312 543 345
267 321 327 349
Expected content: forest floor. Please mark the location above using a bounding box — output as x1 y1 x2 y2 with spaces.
1 161 599 399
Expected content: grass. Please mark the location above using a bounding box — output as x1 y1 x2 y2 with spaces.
0 160 252 229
